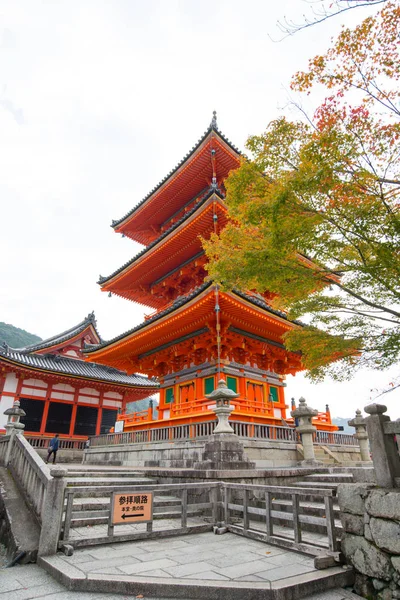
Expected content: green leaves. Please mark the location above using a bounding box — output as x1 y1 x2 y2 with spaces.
204 2 400 379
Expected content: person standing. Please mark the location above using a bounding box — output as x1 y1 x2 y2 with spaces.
46 434 60 464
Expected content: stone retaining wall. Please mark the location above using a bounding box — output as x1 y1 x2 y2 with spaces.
83 439 300 468
338 483 400 599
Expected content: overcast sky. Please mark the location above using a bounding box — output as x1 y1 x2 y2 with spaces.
1 0 399 418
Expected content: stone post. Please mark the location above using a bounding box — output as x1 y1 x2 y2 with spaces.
38 467 68 556
3 400 26 466
348 409 371 462
364 403 400 488
291 397 320 465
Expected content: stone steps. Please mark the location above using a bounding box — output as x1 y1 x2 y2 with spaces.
302 473 353 483
291 481 340 490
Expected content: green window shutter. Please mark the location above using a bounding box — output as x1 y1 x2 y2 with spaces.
165 387 174 404
269 386 279 402
204 377 214 395
227 376 237 393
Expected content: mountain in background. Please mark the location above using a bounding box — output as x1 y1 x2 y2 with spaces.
0 322 42 348
332 417 353 434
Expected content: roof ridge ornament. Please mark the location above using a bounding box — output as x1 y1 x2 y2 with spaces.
210 110 217 130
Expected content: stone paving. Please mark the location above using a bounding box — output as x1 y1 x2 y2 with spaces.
0 533 363 600
50 531 319 582
0 561 361 600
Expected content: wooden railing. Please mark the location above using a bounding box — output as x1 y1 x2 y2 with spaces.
26 435 87 450
223 482 339 556
61 481 218 549
90 419 359 448
90 421 216 447
314 430 359 446
120 407 153 425
60 480 341 557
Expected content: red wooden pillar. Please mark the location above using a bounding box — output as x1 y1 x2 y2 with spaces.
40 380 52 434
69 387 80 436
278 386 286 419
14 375 23 403
95 389 104 436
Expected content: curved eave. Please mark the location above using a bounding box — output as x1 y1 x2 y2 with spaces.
99 192 227 294
112 128 240 243
85 283 215 365
0 354 158 391
85 284 302 373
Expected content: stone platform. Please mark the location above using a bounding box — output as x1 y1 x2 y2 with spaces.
38 532 355 600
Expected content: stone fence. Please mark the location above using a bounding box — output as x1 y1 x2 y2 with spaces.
337 403 400 599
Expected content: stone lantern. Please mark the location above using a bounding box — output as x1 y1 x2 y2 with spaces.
4 399 26 436
206 378 238 434
195 378 255 470
291 397 320 465
348 409 371 462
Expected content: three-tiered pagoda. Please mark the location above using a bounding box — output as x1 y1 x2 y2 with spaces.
86 115 335 433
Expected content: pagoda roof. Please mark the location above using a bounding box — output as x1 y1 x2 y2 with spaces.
85 284 303 374
86 282 213 354
17 312 101 354
0 345 158 390
98 189 227 306
111 117 241 245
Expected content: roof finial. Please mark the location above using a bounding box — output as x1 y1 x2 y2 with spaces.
211 110 217 130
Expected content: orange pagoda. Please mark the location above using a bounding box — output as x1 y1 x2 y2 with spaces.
86 114 336 433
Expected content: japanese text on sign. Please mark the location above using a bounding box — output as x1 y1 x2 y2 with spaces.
112 492 153 524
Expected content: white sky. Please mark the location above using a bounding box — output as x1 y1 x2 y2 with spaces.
1 0 399 419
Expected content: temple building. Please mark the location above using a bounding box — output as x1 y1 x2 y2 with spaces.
0 313 157 440
85 115 336 433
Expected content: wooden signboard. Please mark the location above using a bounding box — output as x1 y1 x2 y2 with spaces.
111 491 153 525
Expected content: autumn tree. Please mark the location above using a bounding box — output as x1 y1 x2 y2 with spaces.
204 1 400 380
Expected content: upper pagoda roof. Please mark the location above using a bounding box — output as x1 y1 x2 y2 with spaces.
111 114 241 245
98 188 227 306
16 312 101 355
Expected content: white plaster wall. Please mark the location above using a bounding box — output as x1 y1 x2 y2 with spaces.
79 397 99 405
104 391 122 399
103 400 121 408
3 373 18 393
53 383 75 392
21 387 46 397
80 388 100 396
51 391 74 401
23 378 47 388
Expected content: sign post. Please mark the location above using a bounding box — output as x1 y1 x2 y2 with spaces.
108 491 153 537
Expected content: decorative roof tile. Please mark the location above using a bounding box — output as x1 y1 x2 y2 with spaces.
18 312 102 353
0 346 158 388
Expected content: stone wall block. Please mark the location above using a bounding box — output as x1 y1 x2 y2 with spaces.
340 512 364 536
370 517 400 555
366 490 400 521
337 483 374 515
342 533 393 580
365 523 373 542
392 556 400 574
